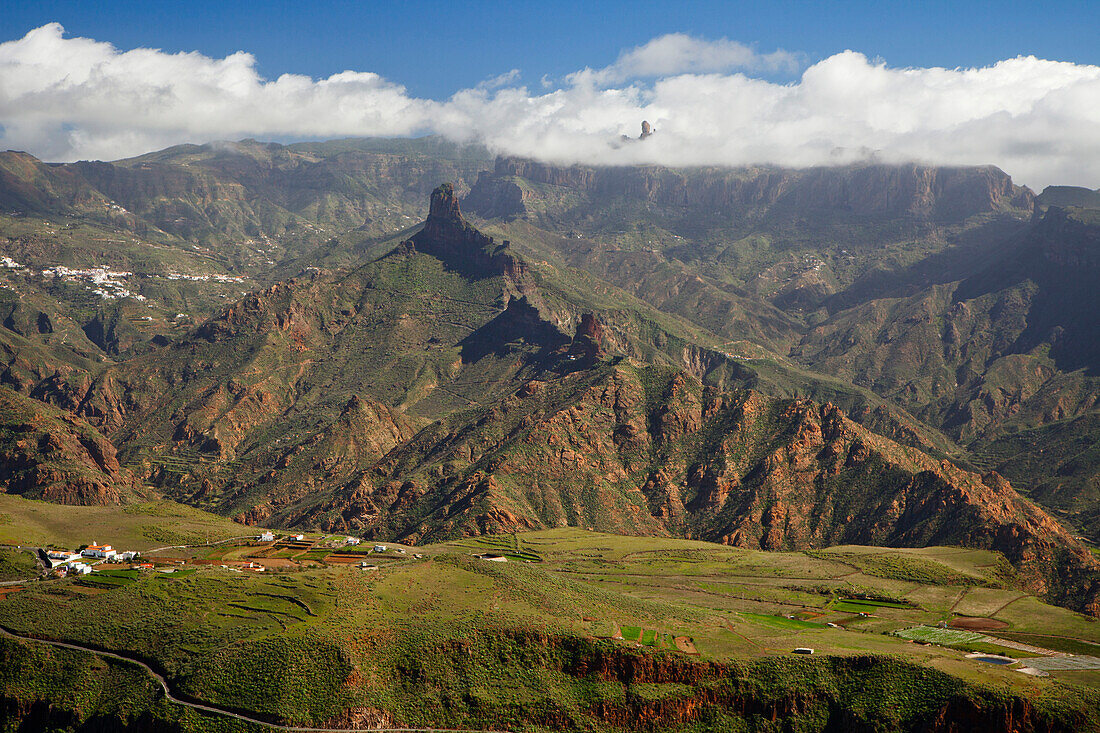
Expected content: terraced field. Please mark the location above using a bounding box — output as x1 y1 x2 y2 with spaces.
1 524 1099 731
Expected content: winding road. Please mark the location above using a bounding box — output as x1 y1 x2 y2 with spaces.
0 626 509 733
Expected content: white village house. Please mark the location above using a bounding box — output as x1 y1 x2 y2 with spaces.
82 543 115 560
259 531 275 542
46 551 82 568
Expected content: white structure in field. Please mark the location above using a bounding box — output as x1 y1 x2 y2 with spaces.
69 563 92 575
345 537 361 545
47 551 82 568
373 545 387 553
291 534 305 541
82 543 115 559
259 531 275 542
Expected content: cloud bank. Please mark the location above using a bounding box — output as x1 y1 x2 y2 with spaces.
2 23 1099 188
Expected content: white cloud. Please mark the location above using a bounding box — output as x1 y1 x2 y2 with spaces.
566 33 801 86
2 24 1100 188
477 68 521 90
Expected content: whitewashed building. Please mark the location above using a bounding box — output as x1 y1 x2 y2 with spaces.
82 543 115 560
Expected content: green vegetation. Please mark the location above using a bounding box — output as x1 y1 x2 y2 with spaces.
0 548 37 582
78 567 140 588
894 626 986 645
809 549 990 587
740 612 826 630
2 139 1100 729
994 633 1100 656
0 494 257 551
831 598 912 612
0 528 1097 730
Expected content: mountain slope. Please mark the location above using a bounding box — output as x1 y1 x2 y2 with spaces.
280 359 1099 612
2 144 1099 611
0 386 136 504
462 156 1100 540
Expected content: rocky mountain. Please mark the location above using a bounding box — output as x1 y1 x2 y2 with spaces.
284 358 1098 611
461 157 1100 541
2 137 490 252
0 386 136 504
1 182 1082 613
3 139 1100 611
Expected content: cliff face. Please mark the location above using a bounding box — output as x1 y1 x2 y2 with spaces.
1027 205 1100 270
469 157 1033 222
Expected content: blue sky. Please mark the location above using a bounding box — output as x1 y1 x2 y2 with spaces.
6 0 1100 98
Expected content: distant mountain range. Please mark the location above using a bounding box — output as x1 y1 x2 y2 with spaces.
1 136 1098 613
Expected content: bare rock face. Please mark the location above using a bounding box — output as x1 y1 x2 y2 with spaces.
640 120 653 139
0 387 134 505
426 181 463 224
461 171 527 219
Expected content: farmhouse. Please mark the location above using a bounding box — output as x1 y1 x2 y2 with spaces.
82 543 115 560
46 551 81 567
69 563 92 575
373 545 387 552
259 531 275 542
291 534 305 541
345 537 361 545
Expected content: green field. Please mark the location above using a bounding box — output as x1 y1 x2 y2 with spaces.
0 527 1098 731
894 625 987 645
831 598 913 612
0 494 260 551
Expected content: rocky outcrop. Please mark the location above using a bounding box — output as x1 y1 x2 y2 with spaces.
1027 206 1100 270
461 170 527 219
566 313 605 364
403 183 536 299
